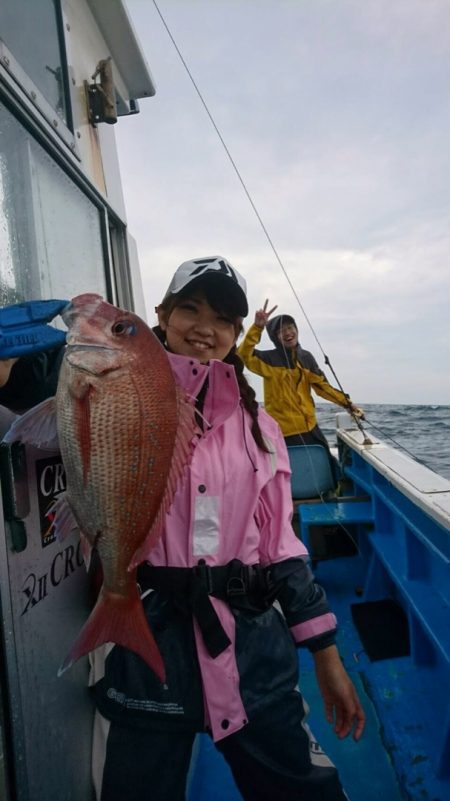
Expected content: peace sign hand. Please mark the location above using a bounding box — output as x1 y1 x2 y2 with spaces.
254 299 278 329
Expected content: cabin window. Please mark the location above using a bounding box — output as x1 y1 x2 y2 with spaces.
0 0 69 127
0 104 108 306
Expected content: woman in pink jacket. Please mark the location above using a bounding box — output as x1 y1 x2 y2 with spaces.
0 256 365 800
88 256 365 801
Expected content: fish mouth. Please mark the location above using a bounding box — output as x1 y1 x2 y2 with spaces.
65 342 122 375
65 340 118 351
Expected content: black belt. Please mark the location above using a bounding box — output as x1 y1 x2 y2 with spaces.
137 559 277 660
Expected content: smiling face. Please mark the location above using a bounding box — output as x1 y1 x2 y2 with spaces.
276 322 298 349
157 291 239 363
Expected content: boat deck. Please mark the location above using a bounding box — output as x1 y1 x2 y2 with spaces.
188 553 447 800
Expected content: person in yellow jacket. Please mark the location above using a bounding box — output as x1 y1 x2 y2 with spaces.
237 301 364 464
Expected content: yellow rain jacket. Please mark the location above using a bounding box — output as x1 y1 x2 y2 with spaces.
237 323 351 437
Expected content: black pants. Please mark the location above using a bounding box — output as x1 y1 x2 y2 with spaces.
100 691 347 801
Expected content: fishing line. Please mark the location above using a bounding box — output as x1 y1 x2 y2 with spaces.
149 0 368 542
151 0 370 443
151 1 320 349
362 416 434 469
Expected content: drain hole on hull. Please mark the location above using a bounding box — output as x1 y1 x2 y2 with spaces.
351 599 410 661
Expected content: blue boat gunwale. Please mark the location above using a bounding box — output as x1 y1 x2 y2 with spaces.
333 420 450 790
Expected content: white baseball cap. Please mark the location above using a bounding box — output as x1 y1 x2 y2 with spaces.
163 256 248 317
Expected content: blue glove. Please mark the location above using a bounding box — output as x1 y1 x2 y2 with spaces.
0 299 69 359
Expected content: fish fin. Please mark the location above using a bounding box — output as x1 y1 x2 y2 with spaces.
129 387 198 568
2 397 58 449
58 583 165 683
47 491 79 542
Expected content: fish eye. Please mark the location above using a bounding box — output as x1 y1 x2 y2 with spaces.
112 320 137 336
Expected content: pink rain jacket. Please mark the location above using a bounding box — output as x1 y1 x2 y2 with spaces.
93 353 337 741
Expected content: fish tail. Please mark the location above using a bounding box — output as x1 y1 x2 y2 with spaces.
58 585 166 682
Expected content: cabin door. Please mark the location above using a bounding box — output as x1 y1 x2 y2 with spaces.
0 433 94 801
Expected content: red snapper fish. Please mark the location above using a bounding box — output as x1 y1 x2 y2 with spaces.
4 294 197 682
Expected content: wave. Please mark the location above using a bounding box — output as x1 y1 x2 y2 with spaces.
316 403 450 480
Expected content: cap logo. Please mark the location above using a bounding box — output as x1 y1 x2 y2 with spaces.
189 258 239 284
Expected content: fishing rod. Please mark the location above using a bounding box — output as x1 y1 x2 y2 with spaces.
151 0 372 443
321 355 373 444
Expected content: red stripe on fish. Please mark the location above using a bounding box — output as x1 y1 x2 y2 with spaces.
74 388 92 485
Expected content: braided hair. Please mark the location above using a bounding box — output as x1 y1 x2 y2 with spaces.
154 281 270 453
223 346 270 453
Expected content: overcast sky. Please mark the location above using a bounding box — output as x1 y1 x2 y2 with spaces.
116 0 450 405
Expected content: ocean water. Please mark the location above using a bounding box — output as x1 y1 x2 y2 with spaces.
316 403 450 481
